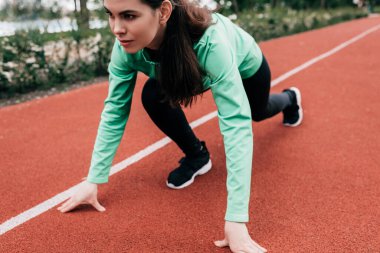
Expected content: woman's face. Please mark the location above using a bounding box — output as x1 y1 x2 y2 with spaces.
104 0 168 53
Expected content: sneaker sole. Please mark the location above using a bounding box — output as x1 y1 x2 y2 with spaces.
283 87 303 127
166 159 212 190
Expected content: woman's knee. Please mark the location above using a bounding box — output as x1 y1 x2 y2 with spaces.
141 78 161 109
251 112 266 122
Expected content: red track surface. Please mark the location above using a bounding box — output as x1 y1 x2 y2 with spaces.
1 17 380 252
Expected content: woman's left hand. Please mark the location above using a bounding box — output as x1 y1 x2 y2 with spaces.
214 221 267 253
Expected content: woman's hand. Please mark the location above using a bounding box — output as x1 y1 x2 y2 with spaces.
57 180 106 213
214 221 267 253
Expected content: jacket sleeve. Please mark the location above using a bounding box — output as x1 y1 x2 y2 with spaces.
86 40 137 184
205 41 253 222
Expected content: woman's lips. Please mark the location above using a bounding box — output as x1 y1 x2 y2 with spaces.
119 40 133 47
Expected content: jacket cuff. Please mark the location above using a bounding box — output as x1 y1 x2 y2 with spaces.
225 212 249 223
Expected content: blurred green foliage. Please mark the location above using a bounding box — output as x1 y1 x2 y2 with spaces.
235 6 367 42
217 0 367 13
0 28 114 99
0 0 62 21
0 2 371 100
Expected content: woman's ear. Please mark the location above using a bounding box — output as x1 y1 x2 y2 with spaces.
159 0 173 24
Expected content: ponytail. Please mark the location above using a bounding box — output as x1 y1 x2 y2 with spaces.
159 0 212 107
141 0 212 107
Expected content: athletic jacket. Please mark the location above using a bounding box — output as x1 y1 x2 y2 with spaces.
87 12 263 222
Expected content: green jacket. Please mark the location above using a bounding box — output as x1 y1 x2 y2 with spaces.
87 13 263 222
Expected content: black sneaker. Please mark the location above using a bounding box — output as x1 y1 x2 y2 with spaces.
166 141 212 189
282 87 303 127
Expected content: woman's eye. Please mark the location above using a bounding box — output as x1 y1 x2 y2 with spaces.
123 14 136 20
106 12 113 18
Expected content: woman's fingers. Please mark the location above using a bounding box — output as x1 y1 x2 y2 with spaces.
242 245 263 253
214 238 229 248
58 198 105 213
236 248 259 253
235 244 261 253
214 238 264 253
57 198 72 211
58 201 76 213
57 182 100 213
57 198 80 213
91 199 106 212
250 239 267 252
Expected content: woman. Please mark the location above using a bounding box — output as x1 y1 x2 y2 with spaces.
58 0 303 252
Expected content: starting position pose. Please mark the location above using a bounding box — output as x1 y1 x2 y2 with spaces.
58 0 303 252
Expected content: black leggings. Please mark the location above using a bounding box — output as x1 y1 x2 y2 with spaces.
141 56 291 157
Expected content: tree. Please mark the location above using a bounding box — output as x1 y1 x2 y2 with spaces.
74 0 90 30
320 0 326 8
231 0 239 13
271 0 278 8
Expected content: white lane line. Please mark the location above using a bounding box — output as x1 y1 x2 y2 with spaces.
271 23 380 87
1 22 379 236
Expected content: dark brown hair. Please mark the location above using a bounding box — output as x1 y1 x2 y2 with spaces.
141 0 213 107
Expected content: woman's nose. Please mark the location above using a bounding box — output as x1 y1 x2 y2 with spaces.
113 19 126 35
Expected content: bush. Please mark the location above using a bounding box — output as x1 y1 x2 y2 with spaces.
234 6 367 42
0 6 369 100
0 28 114 99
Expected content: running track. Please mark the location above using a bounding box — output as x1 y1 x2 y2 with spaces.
1 17 380 252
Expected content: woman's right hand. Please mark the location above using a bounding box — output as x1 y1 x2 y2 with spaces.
214 221 267 253
57 180 106 213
